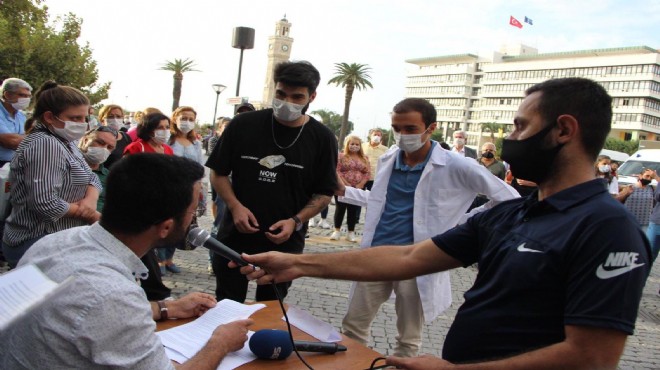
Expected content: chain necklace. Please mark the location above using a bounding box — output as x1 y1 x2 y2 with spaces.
271 115 307 150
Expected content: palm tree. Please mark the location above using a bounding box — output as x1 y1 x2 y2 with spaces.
327 63 373 146
159 58 200 111
480 122 507 144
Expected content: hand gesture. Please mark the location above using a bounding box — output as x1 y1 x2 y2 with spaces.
230 204 260 233
168 292 216 319
232 252 302 284
264 219 295 245
211 319 254 354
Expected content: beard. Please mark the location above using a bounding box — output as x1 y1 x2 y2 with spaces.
154 218 190 249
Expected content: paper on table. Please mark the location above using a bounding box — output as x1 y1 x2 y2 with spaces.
165 332 257 370
156 299 264 361
282 305 342 342
0 264 75 330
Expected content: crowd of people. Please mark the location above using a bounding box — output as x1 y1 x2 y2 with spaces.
0 66 655 369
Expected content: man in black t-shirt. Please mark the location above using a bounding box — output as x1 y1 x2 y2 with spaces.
206 61 338 302
238 78 651 369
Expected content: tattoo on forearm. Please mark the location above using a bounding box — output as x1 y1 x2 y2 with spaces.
304 194 331 211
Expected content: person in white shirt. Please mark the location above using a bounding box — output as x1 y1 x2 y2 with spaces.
334 98 519 357
451 130 477 159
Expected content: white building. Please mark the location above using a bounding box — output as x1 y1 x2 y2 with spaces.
405 45 660 147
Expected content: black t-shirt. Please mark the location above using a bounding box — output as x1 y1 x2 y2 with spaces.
206 109 338 254
432 179 651 363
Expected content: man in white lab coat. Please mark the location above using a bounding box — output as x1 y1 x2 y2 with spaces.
336 98 519 357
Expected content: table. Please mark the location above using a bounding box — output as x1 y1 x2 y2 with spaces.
157 300 384 369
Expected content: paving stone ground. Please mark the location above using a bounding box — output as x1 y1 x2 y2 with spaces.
165 198 660 370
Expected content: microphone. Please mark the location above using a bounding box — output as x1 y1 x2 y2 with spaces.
249 329 347 360
186 227 248 266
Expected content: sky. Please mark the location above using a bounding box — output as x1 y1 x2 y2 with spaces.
44 0 659 138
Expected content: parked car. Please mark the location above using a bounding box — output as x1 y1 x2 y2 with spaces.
617 149 660 188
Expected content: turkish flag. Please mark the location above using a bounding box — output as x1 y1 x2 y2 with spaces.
509 16 523 28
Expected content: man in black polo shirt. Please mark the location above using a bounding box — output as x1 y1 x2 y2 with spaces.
206 61 337 303
238 78 651 369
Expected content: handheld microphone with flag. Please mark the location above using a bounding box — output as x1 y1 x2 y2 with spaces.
249 329 347 360
186 227 249 267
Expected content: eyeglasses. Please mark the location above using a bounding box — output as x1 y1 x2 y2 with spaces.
87 125 118 139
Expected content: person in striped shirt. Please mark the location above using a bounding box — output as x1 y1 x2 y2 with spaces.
2 81 101 268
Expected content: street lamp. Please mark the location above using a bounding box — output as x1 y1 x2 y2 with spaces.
211 84 226 128
231 27 255 98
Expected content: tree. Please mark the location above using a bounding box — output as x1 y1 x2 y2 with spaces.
311 109 354 141
604 137 639 155
480 122 508 144
0 0 110 104
159 58 199 111
327 63 373 146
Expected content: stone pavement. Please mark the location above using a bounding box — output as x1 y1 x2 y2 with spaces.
163 202 660 370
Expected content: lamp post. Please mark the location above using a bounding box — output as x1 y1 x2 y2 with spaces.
231 27 255 98
211 84 226 129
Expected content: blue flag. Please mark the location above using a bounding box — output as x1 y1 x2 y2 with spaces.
524 16 533 25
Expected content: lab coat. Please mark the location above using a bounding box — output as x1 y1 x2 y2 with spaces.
342 143 520 322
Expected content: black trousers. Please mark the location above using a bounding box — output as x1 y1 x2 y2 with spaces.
212 253 291 302
334 196 359 231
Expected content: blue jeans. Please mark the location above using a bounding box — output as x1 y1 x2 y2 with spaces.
2 236 44 269
646 222 660 263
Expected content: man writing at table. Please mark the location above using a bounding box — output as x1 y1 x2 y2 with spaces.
0 153 253 370
237 78 651 369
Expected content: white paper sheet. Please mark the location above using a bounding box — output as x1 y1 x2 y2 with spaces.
156 300 265 369
282 305 342 342
0 264 74 330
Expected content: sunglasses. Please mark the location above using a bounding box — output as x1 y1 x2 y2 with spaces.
87 125 119 139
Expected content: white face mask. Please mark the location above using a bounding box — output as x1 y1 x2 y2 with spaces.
272 98 306 122
52 117 87 142
178 121 194 134
10 97 30 111
371 135 381 144
394 129 429 153
598 165 611 173
349 144 360 153
153 129 170 144
454 137 465 147
83 146 111 164
106 118 123 131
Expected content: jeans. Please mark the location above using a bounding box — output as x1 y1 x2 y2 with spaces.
646 222 660 263
2 236 44 269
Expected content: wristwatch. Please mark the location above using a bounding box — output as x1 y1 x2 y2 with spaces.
157 300 168 321
291 216 303 231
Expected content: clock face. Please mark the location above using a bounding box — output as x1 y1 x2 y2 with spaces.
282 45 289 52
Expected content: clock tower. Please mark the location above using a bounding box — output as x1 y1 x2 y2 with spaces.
262 16 293 108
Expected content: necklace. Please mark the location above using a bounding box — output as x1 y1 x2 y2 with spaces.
271 115 307 150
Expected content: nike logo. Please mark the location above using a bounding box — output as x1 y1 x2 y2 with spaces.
596 252 645 279
516 243 543 253
596 263 645 279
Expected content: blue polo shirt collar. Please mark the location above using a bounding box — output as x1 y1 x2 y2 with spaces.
528 178 608 212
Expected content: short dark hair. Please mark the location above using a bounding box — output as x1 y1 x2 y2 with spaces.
274 61 321 95
526 78 612 161
100 153 204 234
137 112 170 141
392 98 437 128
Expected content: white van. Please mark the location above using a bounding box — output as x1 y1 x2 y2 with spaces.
616 149 660 187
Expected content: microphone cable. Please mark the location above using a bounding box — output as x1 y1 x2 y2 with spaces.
271 280 314 369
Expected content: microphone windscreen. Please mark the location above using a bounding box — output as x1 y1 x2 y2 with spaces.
249 329 293 360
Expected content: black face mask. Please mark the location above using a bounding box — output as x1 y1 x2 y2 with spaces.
640 178 652 186
481 151 495 159
501 123 563 184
